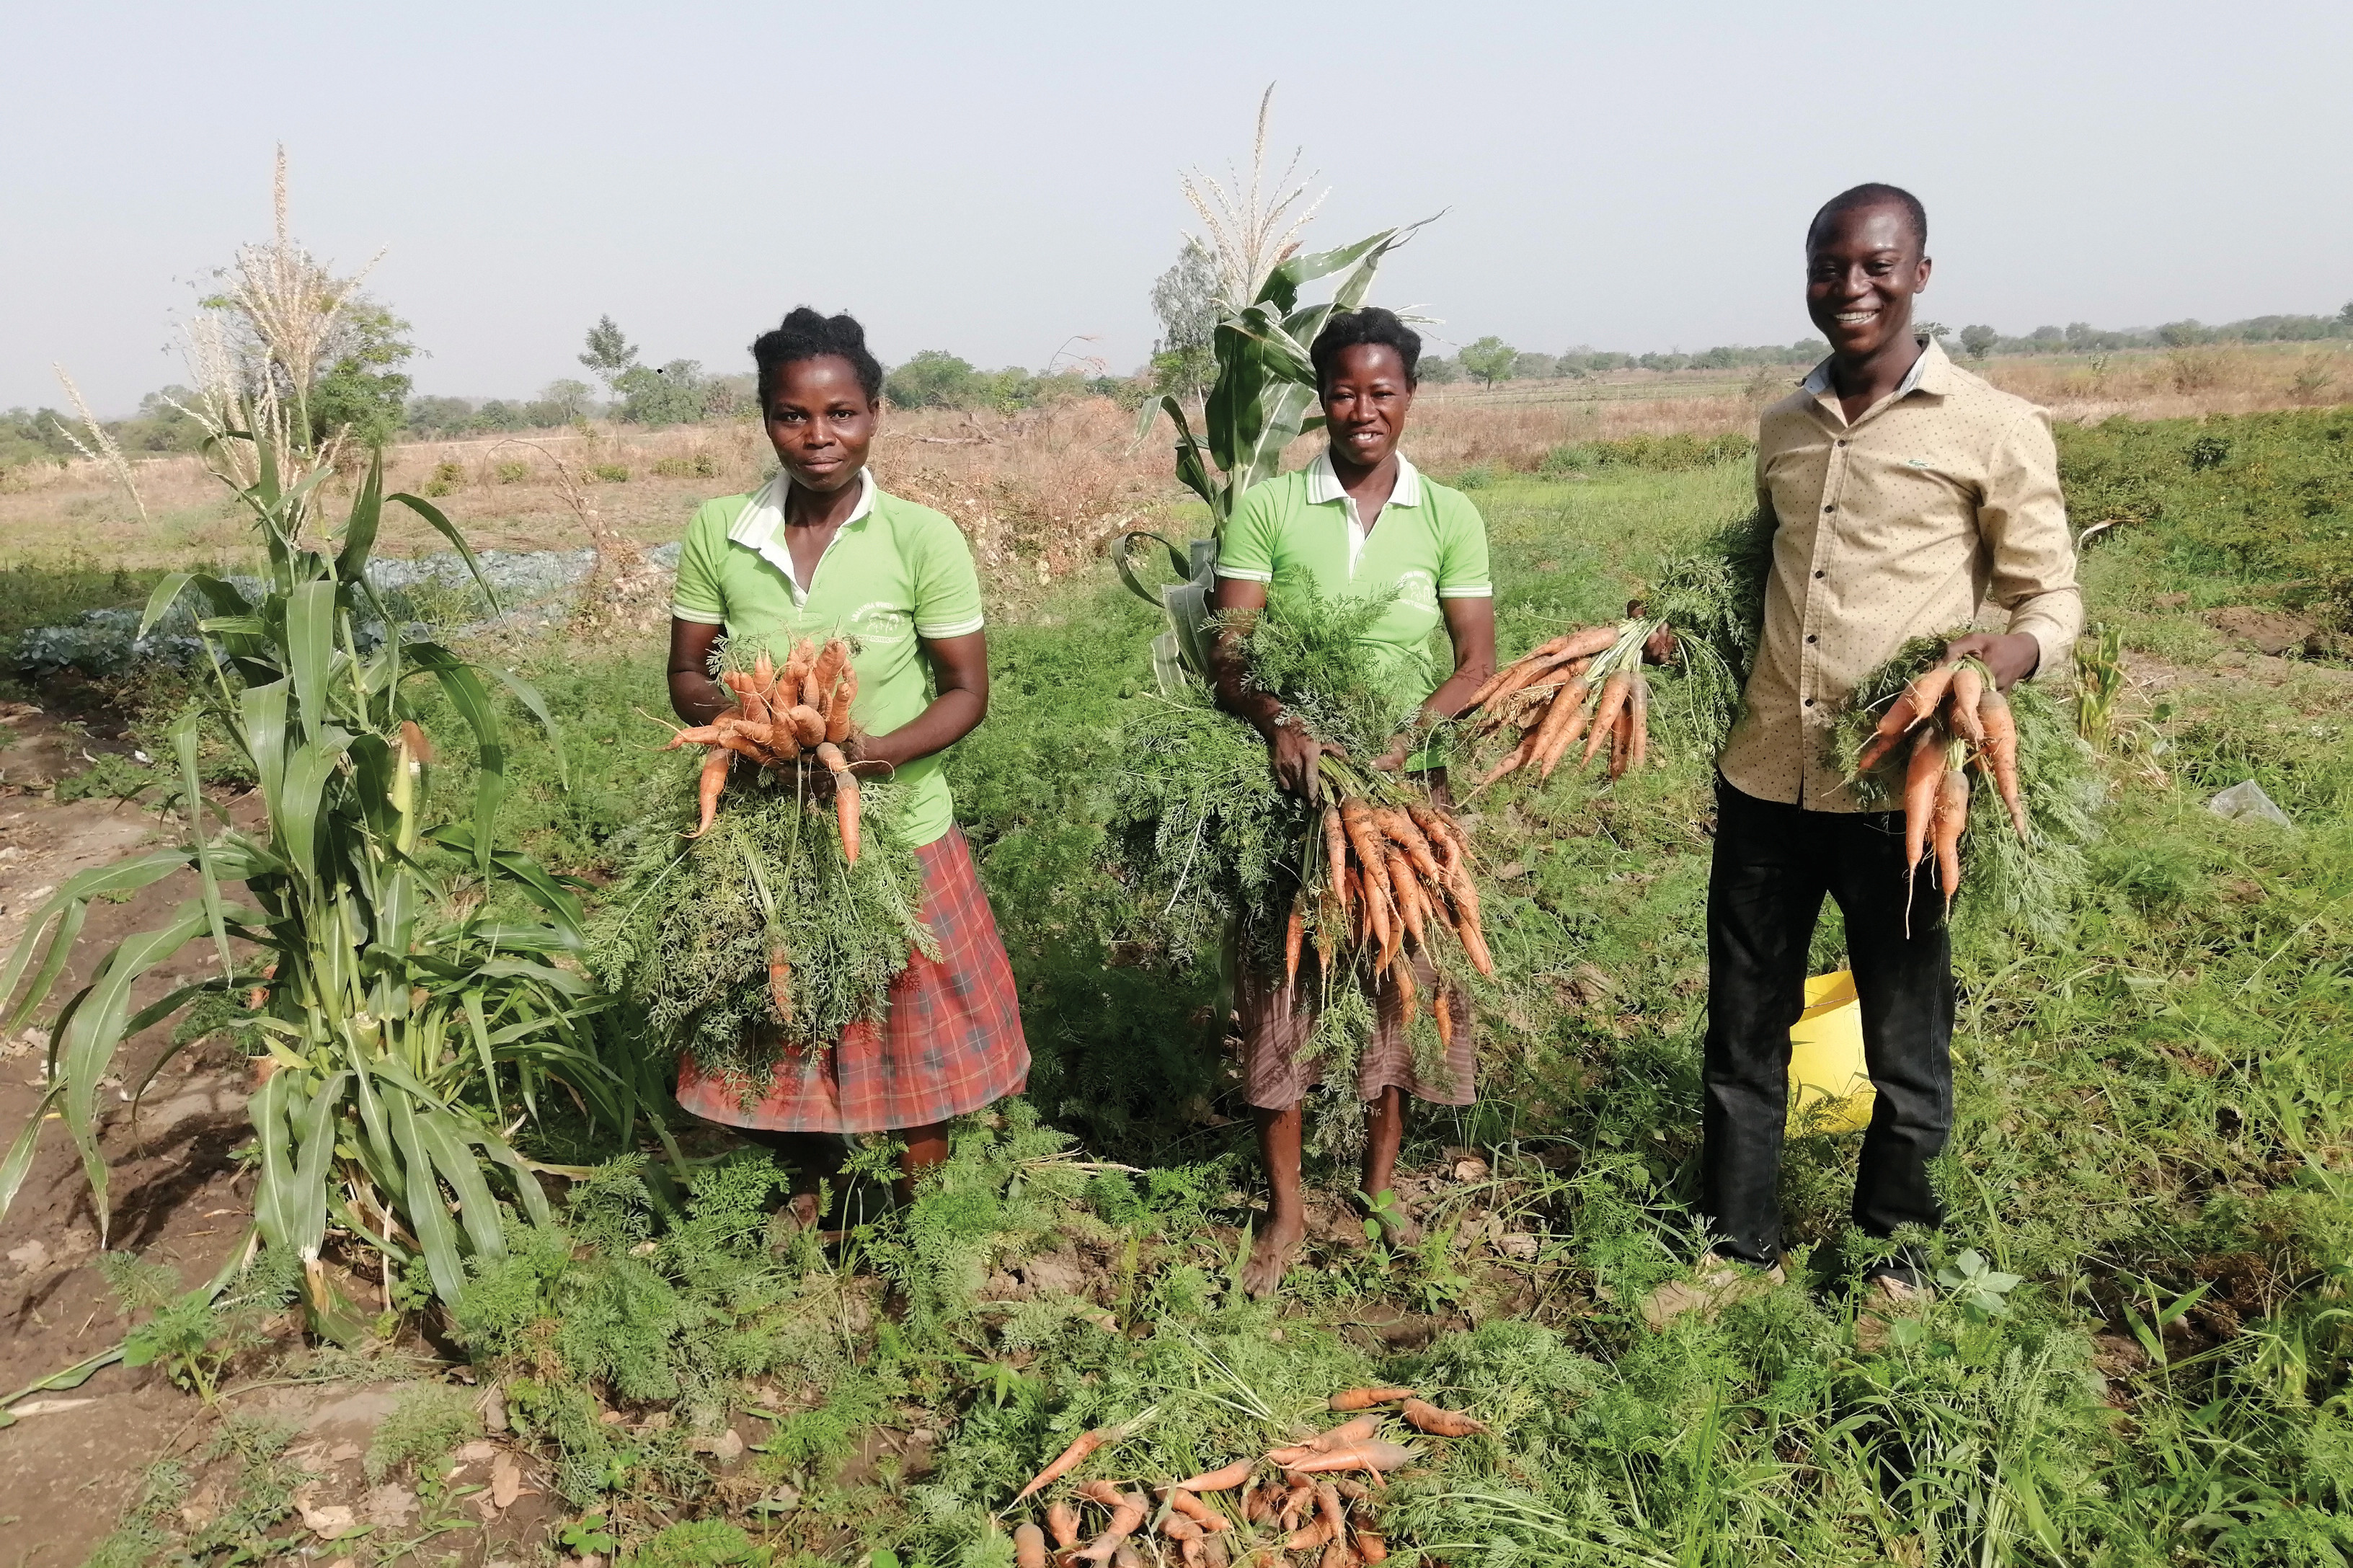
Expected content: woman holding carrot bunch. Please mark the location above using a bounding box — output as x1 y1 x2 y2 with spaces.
1209 307 1498 1298
665 307 1027 1223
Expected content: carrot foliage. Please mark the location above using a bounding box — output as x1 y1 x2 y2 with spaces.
587 761 932 1089
1833 632 2103 939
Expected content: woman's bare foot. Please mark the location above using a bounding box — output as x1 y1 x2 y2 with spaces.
1241 1211 1308 1299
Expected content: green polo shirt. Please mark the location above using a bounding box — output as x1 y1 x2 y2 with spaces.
670 469 985 847
1216 451 1493 706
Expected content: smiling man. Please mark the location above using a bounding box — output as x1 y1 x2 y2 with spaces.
1648 184 2083 1324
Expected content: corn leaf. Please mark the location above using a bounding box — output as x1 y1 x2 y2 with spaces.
286 580 339 730
382 1083 466 1306
332 455 385 585
0 1085 62 1227
288 1071 347 1260
56 904 213 1241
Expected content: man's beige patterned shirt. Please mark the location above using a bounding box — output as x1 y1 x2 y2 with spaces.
1718 337 2083 812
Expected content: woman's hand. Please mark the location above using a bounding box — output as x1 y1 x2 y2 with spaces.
1269 718 1337 802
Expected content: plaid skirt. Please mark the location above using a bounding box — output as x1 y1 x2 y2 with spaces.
676 826 1030 1133
1236 949 1476 1110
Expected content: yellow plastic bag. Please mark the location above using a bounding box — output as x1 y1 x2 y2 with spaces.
1787 971 1874 1135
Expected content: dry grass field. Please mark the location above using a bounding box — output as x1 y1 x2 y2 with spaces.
4 340 2345 590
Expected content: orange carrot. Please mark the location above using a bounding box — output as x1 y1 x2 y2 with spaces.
690 747 730 836
1446 870 1494 977
1354 1531 1388 1563
1269 1416 1382 1465
786 703 826 747
1073 1490 1149 1562
1905 660 1962 724
1375 808 1443 879
1340 803 1395 954
1314 1484 1347 1545
815 741 861 865
1285 896 1306 990
1901 726 1945 923
1014 1427 1107 1501
1162 1517 1204 1541
1978 686 2027 840
1400 1398 1486 1437
1014 1523 1047 1568
1625 668 1649 773
811 638 847 699
1528 676 1593 779
1476 730 1539 789
825 665 858 743
1433 980 1455 1058
752 650 775 689
663 724 727 750
1164 1488 1232 1527
1579 671 1634 771
1285 1518 1337 1553
1857 683 1926 774
1323 804 1350 918
1280 1440 1419 1476
1406 804 1465 872
1047 1502 1081 1548
1329 1388 1416 1412
1933 763 1969 917
1388 851 1430 953
1947 661 1986 745
1608 694 1636 780
1527 623 1623 664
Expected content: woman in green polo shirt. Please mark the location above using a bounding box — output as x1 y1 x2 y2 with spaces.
1209 306 1498 1298
665 307 1027 1223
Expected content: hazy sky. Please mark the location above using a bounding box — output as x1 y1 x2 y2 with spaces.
6 0 2350 415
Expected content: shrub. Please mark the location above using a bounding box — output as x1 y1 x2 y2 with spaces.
493 459 533 484
650 452 718 479
422 459 466 497
591 463 631 484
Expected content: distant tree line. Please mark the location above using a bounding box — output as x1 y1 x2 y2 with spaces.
1416 335 1833 388
1941 305 2353 360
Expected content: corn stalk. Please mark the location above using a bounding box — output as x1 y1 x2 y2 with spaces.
0 431 660 1320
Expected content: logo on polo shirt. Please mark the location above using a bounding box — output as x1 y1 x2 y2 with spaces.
1395 570 1438 611
846 602 913 644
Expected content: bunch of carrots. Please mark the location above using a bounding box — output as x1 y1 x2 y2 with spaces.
664 637 864 859
1462 618 1663 789
1849 655 2027 916
1292 760 1494 1027
1009 1388 1484 1567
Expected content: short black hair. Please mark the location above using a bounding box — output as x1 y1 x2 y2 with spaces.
750 307 885 404
1807 183 1928 253
1310 306 1421 392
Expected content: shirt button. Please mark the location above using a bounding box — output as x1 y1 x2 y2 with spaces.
1823 504 1835 513
1806 634 1818 644
1804 698 1816 707
1836 439 1848 448
1814 570 1826 579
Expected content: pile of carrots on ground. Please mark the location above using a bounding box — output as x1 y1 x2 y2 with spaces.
1293 764 1494 1024
1009 1388 1484 1567
1849 655 2027 916
663 637 864 857
1463 618 1664 789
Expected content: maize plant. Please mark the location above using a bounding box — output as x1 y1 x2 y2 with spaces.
0 435 657 1319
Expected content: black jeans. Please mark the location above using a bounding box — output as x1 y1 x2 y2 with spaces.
1701 776 1953 1275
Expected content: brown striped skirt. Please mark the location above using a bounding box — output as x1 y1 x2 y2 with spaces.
676 826 1029 1133
1237 949 1476 1110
